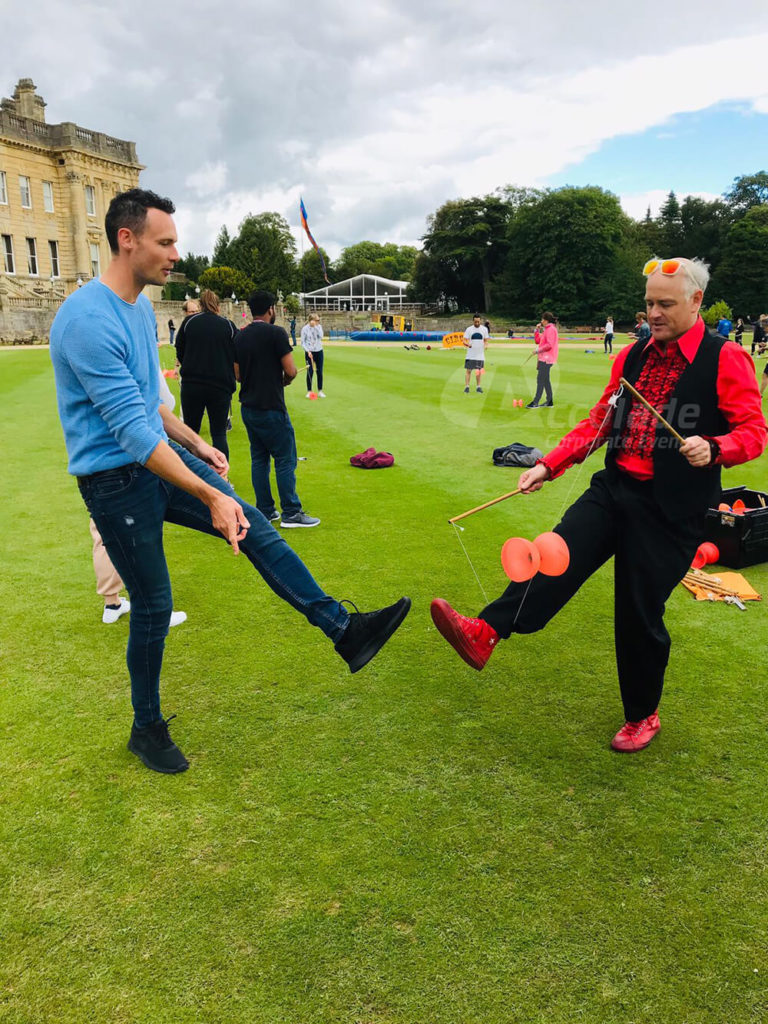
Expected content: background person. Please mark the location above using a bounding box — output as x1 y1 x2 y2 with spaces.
734 318 745 346
236 291 321 529
93 368 186 628
527 312 558 408
175 289 237 460
751 315 767 355
167 317 176 346
432 256 766 753
630 311 651 345
604 315 614 354
462 313 489 393
301 313 325 397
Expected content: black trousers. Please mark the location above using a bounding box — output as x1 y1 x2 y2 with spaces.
480 470 704 721
306 350 324 392
180 381 232 460
532 361 553 404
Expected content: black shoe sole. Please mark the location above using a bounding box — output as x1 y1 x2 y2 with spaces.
346 596 412 674
128 738 189 774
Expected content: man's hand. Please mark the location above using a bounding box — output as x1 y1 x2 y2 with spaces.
205 490 250 554
196 442 229 478
518 463 550 493
679 435 713 467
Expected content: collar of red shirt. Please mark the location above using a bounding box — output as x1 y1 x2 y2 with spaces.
643 315 705 363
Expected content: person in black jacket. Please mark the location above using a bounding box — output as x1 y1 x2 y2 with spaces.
175 289 237 460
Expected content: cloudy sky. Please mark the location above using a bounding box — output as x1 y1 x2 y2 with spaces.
4 0 768 259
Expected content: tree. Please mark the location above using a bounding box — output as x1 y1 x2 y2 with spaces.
701 299 733 328
175 252 210 283
678 196 731 270
495 186 636 321
412 195 513 311
724 172 768 213
212 226 233 266
298 247 332 292
198 266 255 301
333 242 419 282
284 294 301 317
709 205 768 315
227 212 298 295
658 191 684 254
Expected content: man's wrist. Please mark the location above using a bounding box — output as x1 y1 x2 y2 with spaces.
708 438 720 465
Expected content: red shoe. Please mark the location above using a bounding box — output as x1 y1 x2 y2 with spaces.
430 598 499 670
611 711 661 752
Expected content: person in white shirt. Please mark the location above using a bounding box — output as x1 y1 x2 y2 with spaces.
604 316 614 354
301 313 325 397
462 314 489 393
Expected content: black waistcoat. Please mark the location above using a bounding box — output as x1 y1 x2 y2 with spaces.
604 330 728 521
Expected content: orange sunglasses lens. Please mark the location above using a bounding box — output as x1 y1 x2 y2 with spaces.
660 259 681 275
643 259 660 276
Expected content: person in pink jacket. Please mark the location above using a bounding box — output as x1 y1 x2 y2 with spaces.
527 311 559 408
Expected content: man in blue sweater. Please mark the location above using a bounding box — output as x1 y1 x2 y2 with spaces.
50 189 410 775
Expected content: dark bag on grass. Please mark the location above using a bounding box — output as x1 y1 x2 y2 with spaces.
350 447 395 469
492 442 543 468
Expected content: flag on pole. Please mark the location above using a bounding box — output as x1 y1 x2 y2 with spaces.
299 197 330 284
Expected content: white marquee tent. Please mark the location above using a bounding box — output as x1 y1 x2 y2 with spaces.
301 274 410 311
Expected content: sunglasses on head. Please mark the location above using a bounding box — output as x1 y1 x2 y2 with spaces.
643 258 683 277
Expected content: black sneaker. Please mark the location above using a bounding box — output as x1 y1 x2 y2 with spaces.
335 597 411 673
464 386 470 394
267 510 280 522
525 401 540 408
476 387 483 393
128 715 189 774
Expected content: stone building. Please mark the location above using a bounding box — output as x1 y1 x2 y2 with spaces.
0 78 143 340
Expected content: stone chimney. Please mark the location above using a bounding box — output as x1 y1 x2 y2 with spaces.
8 78 47 122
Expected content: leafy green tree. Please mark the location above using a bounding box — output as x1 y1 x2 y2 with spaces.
709 205 768 314
333 242 419 282
412 195 512 311
495 186 634 321
284 294 301 317
175 252 210 283
701 299 733 327
228 213 298 296
678 196 731 269
198 266 255 301
298 247 333 292
724 172 768 214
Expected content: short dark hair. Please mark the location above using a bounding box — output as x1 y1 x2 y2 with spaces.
248 290 276 316
105 188 175 253
473 312 481 319
542 311 556 323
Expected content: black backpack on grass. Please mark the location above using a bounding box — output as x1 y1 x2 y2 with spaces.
492 442 543 467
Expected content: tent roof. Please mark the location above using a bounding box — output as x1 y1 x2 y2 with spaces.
302 273 409 297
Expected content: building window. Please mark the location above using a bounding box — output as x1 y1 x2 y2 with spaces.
49 240 60 278
0 171 7 205
43 181 55 213
90 242 100 278
85 185 96 217
26 237 38 275
2 235 14 274
19 175 32 208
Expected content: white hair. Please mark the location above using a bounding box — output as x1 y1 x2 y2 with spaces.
647 256 710 298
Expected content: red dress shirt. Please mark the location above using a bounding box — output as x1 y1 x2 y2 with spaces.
542 317 767 481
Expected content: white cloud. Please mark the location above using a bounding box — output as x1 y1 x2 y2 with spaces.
3 1 768 256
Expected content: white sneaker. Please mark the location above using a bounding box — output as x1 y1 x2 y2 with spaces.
319 391 326 398
169 611 187 628
102 597 130 624
306 392 312 398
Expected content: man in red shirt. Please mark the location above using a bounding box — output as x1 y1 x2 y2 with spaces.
432 257 767 752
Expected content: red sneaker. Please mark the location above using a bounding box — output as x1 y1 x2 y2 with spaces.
430 598 499 670
611 711 661 752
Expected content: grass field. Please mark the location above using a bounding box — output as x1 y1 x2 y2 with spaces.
1 341 767 1023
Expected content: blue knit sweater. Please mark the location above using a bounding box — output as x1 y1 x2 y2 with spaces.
50 280 166 476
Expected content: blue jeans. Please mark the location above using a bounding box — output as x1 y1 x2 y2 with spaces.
78 444 348 727
240 406 302 518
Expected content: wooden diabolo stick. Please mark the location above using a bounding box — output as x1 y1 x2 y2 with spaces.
619 377 686 444
449 489 522 524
